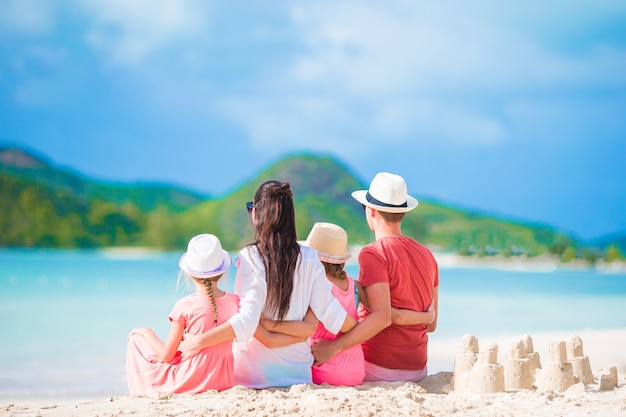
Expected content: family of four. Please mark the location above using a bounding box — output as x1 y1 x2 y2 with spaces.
126 172 440 395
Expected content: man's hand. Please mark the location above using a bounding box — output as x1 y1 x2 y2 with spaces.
311 338 340 366
179 333 202 361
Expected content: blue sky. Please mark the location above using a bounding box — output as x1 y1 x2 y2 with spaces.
1 1 625 241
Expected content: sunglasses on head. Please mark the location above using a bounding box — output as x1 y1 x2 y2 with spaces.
246 201 255 214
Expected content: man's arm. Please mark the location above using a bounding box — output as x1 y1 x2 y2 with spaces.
260 308 319 338
311 282 391 365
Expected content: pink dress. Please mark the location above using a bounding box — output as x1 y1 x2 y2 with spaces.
126 291 240 396
311 276 365 386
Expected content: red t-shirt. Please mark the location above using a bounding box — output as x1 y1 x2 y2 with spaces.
358 236 439 370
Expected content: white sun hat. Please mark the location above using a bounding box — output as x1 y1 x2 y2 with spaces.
302 222 352 264
178 234 232 278
351 172 419 213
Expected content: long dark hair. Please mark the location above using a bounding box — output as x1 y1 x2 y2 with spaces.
249 180 300 321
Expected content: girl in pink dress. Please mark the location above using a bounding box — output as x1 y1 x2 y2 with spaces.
305 223 366 386
126 234 239 396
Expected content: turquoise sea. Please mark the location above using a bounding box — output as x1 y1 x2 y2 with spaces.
1 249 625 399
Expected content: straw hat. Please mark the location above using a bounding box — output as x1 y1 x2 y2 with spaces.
178 234 232 278
351 172 418 213
302 222 351 264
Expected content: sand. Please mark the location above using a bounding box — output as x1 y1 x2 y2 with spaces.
3 375 625 417
3 328 625 417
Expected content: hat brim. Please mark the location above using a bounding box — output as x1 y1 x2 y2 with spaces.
318 252 352 264
351 190 419 213
178 250 232 278
298 241 352 264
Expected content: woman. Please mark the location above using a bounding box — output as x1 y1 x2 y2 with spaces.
180 180 356 388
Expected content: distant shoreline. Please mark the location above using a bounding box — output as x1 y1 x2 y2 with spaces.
432 251 625 273
347 245 626 273
3 245 623 273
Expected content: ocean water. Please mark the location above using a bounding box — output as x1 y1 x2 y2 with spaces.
1 248 625 398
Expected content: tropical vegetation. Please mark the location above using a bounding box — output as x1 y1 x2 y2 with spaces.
1 147 624 264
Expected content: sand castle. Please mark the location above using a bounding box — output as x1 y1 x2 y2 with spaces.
450 334 479 393
567 336 594 385
598 367 619 391
503 337 539 390
452 334 539 393
470 343 505 393
451 334 620 393
536 341 576 392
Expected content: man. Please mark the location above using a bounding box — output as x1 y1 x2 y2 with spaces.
311 172 439 382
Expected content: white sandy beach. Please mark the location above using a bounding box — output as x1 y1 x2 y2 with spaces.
3 328 625 417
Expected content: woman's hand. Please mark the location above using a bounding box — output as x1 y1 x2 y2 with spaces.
179 333 202 361
259 315 275 330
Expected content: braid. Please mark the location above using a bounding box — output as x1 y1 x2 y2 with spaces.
193 276 220 325
205 280 219 325
323 262 347 280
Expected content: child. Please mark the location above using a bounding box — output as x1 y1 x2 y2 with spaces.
305 222 366 386
126 233 239 396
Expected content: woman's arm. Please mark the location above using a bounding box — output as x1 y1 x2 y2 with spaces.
260 308 319 338
227 248 267 341
254 324 308 347
179 321 236 360
131 322 184 362
180 249 266 361
390 299 436 326
254 308 318 348
339 311 358 333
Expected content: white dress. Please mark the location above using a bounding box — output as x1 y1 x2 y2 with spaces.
228 244 347 388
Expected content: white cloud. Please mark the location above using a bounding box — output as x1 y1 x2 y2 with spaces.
214 3 520 148
287 3 516 94
5 0 622 152
0 0 57 35
214 1 626 149
215 96 363 152
78 0 211 68
371 99 505 145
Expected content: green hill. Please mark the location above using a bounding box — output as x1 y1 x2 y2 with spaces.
174 154 370 250
1 146 204 248
0 173 143 247
0 147 206 212
1 146 619 262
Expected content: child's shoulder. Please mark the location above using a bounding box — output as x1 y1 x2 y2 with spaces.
176 292 202 304
221 291 240 304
